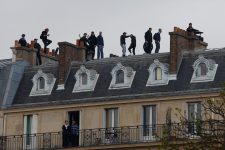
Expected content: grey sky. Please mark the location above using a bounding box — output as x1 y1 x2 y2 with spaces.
0 0 225 59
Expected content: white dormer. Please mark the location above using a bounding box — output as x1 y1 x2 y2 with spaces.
109 62 136 89
30 69 56 96
72 65 99 93
191 55 218 83
146 59 170 86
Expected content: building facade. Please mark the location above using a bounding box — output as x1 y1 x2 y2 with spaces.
0 27 225 150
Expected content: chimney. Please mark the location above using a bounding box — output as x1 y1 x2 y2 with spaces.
11 40 37 65
11 40 58 66
57 42 86 90
169 27 208 76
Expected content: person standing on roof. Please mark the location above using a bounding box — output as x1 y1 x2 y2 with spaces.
120 32 130 57
144 28 153 54
97 31 104 59
19 34 28 47
34 38 42 65
88 31 97 60
153 28 162 53
80 33 89 60
40 28 52 53
128 34 136 55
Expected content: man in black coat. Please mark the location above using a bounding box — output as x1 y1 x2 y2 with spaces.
88 31 97 60
153 28 162 53
80 33 89 60
144 28 153 54
40 28 52 53
34 39 42 65
62 120 70 148
128 34 136 55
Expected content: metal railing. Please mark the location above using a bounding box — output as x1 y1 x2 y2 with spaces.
1 122 224 150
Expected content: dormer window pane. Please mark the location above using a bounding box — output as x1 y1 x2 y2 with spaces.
37 77 45 90
81 73 87 85
155 67 162 80
196 63 207 77
115 70 124 84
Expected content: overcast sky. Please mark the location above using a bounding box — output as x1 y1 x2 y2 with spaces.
0 0 225 59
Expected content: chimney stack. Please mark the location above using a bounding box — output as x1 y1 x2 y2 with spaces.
57 42 86 90
169 27 208 76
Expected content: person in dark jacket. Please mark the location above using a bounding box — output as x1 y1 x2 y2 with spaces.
128 34 136 55
144 28 153 54
120 32 130 57
40 28 52 53
62 120 70 148
80 33 89 60
34 39 42 65
97 31 104 59
153 28 162 53
88 31 97 60
19 34 28 47
70 120 79 147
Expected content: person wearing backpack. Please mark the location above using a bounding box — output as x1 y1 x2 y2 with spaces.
153 28 162 53
40 28 52 53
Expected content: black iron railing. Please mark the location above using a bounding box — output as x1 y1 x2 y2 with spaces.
1 122 223 150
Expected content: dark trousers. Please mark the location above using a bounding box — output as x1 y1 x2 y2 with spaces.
128 44 136 55
144 42 153 54
36 52 42 65
89 45 96 60
155 41 160 53
71 134 79 147
62 134 70 148
42 39 52 53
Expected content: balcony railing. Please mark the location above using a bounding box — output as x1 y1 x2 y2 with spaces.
0 122 223 150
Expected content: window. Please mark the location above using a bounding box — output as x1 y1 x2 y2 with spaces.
115 70 124 84
72 65 99 93
187 102 201 134
37 77 45 90
105 108 118 128
23 115 38 148
81 73 87 85
109 62 136 89
30 69 56 96
143 105 156 137
154 67 162 80
146 59 171 86
191 55 218 83
196 63 207 77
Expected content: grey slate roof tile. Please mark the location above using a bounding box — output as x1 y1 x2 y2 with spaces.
10 49 225 106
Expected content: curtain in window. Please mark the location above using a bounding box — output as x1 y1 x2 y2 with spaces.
115 70 124 84
154 67 162 80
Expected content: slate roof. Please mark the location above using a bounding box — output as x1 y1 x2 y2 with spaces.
0 59 12 107
11 48 225 107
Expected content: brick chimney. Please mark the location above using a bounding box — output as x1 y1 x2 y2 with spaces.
57 42 86 90
169 27 208 76
11 40 58 65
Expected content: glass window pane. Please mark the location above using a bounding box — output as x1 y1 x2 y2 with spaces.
38 77 45 90
81 73 87 85
155 67 162 80
116 70 124 84
105 108 118 128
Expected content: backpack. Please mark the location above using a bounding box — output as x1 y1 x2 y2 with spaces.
153 33 157 40
40 34 43 39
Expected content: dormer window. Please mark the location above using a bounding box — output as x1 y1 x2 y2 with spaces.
81 73 88 85
109 62 136 89
146 59 170 86
30 69 56 96
72 65 99 93
37 77 45 90
191 55 218 83
154 67 162 80
115 70 124 84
